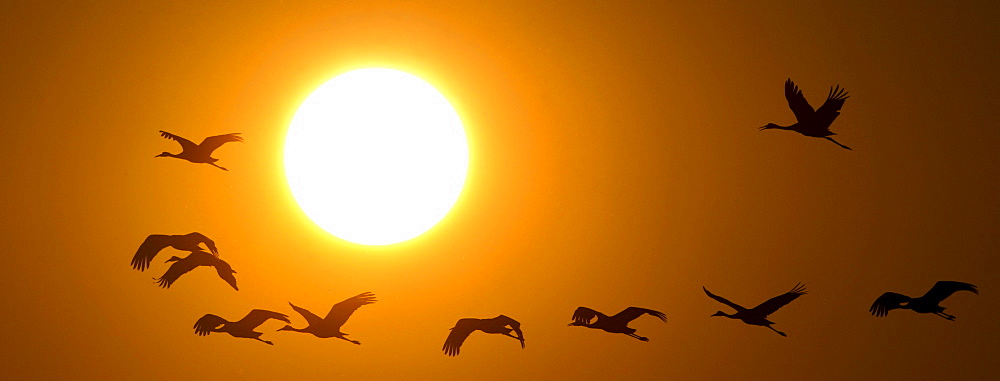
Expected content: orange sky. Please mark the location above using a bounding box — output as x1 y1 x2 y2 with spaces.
2 1 998 379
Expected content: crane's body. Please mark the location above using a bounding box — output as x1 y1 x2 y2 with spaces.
156 131 242 170
761 79 851 150
704 284 806 337
279 292 377 345
156 249 238 291
871 281 978 320
131 232 218 271
194 309 289 345
443 315 525 356
569 306 667 341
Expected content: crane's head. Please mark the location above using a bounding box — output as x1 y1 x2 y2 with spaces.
759 123 781 131
164 256 183 263
155 152 174 158
711 311 729 317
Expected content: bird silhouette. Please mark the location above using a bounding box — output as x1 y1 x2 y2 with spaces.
443 315 525 356
194 309 290 345
156 131 243 171
568 306 667 341
870 281 978 320
278 292 376 345
760 79 852 150
131 232 219 271
704 284 806 337
154 249 238 291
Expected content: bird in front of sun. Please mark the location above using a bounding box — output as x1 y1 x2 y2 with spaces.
278 292 376 345
760 79 852 150
568 306 667 341
194 309 290 345
154 249 238 291
870 281 978 320
703 284 806 337
131 232 218 271
156 131 243 170
443 315 525 356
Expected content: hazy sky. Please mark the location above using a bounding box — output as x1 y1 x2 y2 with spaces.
2 1 998 379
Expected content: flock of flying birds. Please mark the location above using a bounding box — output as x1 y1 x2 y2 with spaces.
133 79 979 355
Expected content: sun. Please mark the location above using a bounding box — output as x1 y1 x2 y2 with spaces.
284 68 469 245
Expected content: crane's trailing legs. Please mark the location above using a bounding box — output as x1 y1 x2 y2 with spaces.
935 312 956 321
338 334 361 345
627 333 649 342
767 325 787 337
824 137 852 150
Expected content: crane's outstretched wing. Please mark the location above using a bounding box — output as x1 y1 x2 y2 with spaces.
211 257 238 291
611 307 667 324
571 307 605 325
815 85 849 129
237 309 290 329
922 281 978 304
784 79 816 123
194 314 227 336
703 287 747 312
443 318 480 356
184 232 218 256
870 292 911 317
324 292 377 327
752 283 807 317
159 131 198 152
495 315 525 348
132 234 171 271
154 255 201 289
288 303 324 327
199 133 243 155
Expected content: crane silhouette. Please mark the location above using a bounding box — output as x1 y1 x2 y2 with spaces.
156 131 243 171
443 315 525 356
760 79 852 150
703 284 806 337
870 281 978 320
278 292 376 345
194 309 290 345
131 232 218 271
568 306 667 341
154 249 238 291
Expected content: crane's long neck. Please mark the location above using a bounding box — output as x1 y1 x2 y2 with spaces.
277 325 308 333
712 311 737 319
761 123 795 131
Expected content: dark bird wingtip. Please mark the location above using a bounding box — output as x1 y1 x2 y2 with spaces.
968 284 980 294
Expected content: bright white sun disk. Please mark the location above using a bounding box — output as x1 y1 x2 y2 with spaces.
285 69 468 245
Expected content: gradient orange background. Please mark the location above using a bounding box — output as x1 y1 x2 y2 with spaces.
2 1 997 379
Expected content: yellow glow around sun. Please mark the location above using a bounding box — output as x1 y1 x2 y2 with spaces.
285 68 468 245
